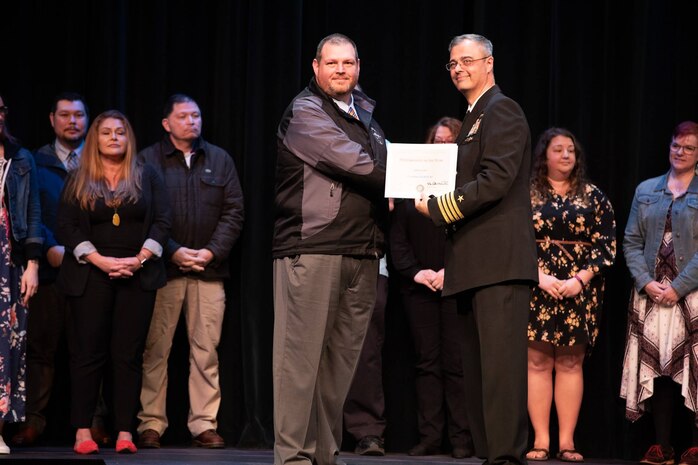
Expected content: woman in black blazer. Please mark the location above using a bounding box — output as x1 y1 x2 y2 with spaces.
56 110 170 455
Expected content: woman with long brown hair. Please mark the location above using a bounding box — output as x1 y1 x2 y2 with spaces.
526 128 615 462
56 110 170 455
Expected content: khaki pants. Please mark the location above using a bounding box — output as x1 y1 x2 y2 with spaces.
273 255 378 465
138 277 226 436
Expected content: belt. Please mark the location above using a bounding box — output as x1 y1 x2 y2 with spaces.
536 239 592 261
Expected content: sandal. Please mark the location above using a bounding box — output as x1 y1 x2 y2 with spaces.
557 449 584 462
526 448 550 461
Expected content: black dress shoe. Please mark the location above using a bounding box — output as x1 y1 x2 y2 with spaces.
11 425 40 446
408 443 440 456
90 426 111 446
355 436 385 456
452 445 474 459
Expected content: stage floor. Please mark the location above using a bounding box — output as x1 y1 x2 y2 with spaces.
0 447 637 465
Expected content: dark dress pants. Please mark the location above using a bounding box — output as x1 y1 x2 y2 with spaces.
404 288 471 449
344 274 388 440
68 268 155 431
25 283 69 432
458 282 530 465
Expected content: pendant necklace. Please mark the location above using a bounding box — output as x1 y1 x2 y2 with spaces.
112 203 121 226
107 193 122 227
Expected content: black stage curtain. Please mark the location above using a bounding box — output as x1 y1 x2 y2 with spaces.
2 0 697 457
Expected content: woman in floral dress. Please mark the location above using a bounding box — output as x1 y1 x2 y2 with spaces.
526 128 615 462
621 121 698 465
0 94 41 455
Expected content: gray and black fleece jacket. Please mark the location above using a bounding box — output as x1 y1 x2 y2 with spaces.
272 77 388 259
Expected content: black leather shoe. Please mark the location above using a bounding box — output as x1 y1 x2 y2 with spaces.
452 445 474 458
11 425 40 446
355 436 385 456
90 426 111 446
408 443 440 456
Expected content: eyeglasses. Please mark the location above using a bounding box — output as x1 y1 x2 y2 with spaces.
0 106 8 116
445 56 491 71
670 141 697 155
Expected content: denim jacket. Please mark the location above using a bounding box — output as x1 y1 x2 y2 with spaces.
623 173 698 297
3 141 42 263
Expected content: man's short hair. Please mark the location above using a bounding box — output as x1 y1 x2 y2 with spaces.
315 33 359 62
448 34 493 56
51 92 89 118
163 93 198 118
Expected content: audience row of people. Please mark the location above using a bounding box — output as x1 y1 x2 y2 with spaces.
0 92 244 455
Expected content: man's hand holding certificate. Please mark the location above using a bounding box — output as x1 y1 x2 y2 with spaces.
384 143 458 198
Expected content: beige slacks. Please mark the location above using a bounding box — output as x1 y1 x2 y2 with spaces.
138 277 226 436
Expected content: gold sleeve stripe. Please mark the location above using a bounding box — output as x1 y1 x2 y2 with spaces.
437 195 456 224
442 192 461 222
445 192 465 220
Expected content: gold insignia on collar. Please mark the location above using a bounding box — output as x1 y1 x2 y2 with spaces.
467 113 483 138
457 195 464 202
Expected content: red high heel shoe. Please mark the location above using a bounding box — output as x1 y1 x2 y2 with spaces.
116 439 138 454
74 439 99 454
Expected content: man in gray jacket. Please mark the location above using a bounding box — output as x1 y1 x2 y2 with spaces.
272 33 387 465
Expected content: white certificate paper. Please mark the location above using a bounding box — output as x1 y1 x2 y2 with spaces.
384 143 458 198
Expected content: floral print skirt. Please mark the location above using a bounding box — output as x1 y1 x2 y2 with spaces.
0 206 27 423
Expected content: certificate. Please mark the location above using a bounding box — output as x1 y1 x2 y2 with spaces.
384 143 458 198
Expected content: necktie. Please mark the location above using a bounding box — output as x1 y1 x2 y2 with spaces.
347 106 359 120
67 151 80 171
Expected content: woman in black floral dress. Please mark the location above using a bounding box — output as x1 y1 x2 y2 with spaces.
526 128 615 462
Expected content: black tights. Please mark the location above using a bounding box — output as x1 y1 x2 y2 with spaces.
651 376 698 448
